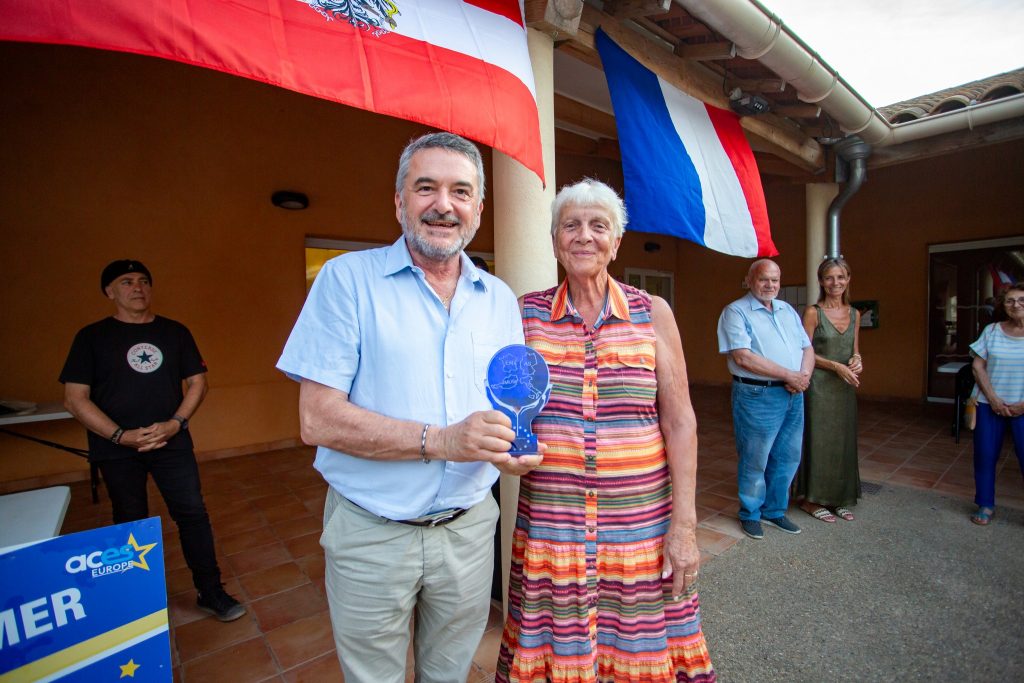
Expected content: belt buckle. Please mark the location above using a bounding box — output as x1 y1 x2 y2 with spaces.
427 512 456 527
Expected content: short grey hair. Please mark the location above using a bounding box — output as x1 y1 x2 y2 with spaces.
395 132 486 201
550 178 627 239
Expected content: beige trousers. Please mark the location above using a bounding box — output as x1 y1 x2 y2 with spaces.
321 488 498 683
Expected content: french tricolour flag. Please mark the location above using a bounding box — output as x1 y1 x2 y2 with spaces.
596 29 776 257
0 0 544 183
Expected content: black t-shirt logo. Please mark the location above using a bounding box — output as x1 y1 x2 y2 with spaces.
127 343 164 374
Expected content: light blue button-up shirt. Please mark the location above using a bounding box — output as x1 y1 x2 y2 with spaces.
276 236 524 520
717 292 811 379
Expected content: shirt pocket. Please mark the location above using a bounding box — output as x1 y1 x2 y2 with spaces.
472 332 510 395
602 342 658 405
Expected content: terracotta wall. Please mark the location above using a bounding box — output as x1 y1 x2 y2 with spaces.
833 140 1023 397
555 139 1023 400
0 43 489 488
670 141 1024 397
3 42 1022 488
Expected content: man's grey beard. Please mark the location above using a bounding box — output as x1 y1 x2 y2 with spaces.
401 207 476 261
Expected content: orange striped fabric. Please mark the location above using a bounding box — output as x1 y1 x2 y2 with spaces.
496 279 715 683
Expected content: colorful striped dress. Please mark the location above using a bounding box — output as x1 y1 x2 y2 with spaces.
496 279 715 683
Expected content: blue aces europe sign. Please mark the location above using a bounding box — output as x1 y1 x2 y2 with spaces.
0 518 170 681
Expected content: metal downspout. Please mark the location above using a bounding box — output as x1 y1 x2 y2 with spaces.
826 137 871 258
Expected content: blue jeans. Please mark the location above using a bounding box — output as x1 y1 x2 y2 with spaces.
973 403 1024 509
732 383 804 521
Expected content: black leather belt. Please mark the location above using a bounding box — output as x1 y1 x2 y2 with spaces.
396 508 468 527
733 375 787 388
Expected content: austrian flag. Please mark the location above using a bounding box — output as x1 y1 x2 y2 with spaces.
0 0 545 183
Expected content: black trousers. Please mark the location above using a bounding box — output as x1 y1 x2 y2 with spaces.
96 449 221 593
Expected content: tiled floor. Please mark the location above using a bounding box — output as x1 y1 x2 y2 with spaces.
55 385 1024 682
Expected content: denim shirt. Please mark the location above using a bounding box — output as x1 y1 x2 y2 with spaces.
717 292 810 379
277 236 523 519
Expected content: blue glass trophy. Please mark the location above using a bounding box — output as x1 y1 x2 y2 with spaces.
485 344 551 455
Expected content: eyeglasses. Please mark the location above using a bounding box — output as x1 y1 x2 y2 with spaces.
1005 297 1024 307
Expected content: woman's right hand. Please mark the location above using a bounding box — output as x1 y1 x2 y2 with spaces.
989 396 1011 417
833 361 860 386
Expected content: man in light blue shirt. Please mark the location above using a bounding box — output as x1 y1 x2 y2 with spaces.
717 259 813 540
277 132 542 683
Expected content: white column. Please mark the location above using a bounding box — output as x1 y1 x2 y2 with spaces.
805 183 838 305
492 26 558 615
493 27 558 297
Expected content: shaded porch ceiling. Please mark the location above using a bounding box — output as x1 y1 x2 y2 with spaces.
530 1 1024 181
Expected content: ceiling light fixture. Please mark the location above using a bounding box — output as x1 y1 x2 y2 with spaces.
271 190 309 210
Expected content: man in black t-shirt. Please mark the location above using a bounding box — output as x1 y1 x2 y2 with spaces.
60 259 245 622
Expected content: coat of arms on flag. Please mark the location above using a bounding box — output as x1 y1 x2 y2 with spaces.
298 0 400 34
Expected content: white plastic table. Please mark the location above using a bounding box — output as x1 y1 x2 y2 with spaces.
0 402 98 502
937 361 969 374
0 485 71 552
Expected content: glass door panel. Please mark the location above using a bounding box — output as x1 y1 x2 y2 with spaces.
927 238 1024 400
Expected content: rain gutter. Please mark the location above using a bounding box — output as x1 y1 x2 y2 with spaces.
674 0 1024 147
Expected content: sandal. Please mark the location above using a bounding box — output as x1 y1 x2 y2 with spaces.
971 507 994 526
834 507 855 521
804 506 836 523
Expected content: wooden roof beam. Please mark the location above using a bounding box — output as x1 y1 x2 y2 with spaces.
727 78 787 94
524 0 584 37
632 16 682 46
662 22 715 40
555 128 621 161
554 94 619 139
675 41 737 61
605 0 672 19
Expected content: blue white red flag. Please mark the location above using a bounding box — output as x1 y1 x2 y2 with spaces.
596 29 776 257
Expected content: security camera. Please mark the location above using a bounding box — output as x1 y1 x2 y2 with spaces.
728 88 771 116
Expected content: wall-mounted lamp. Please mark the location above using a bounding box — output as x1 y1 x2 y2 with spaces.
643 241 662 253
271 190 309 210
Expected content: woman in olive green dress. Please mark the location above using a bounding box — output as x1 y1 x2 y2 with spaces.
795 258 862 523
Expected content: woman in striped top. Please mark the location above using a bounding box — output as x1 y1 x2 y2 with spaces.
968 282 1024 525
495 179 714 682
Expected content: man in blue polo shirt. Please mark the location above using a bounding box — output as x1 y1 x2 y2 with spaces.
717 259 814 540
277 132 542 683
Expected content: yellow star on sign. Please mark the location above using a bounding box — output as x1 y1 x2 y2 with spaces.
119 658 140 677
127 533 157 571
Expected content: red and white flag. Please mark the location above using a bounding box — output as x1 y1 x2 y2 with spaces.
0 0 545 182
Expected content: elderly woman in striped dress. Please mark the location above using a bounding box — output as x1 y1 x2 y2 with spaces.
496 179 714 683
